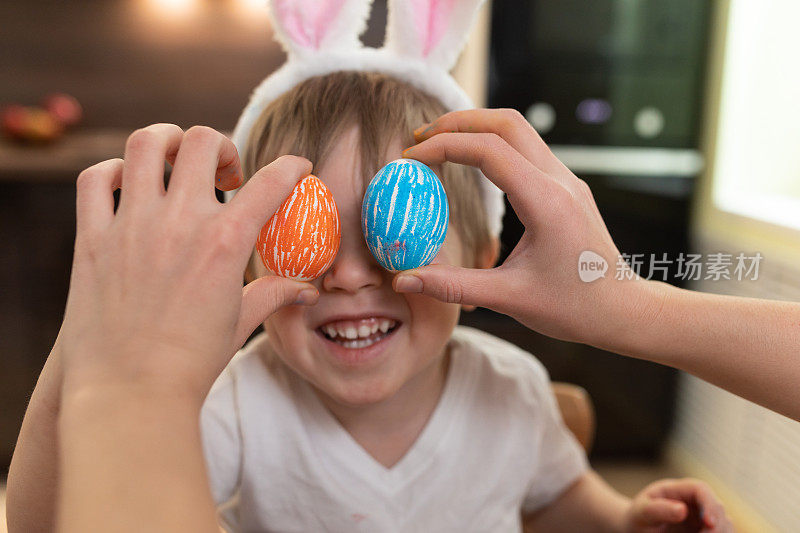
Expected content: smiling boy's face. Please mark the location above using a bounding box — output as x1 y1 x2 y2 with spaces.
252 126 467 407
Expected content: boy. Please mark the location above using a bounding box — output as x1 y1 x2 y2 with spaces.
200 71 730 532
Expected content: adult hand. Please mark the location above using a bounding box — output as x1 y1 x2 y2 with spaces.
59 124 317 400
397 109 659 345
47 124 320 532
396 109 800 424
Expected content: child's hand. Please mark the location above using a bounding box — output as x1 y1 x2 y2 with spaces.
58 124 318 401
626 479 732 533
397 109 659 346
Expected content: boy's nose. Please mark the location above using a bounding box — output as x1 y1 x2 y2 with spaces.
322 236 384 294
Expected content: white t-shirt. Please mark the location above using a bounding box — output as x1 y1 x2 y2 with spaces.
201 326 588 532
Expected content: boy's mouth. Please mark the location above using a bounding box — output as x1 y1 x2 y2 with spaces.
317 317 399 349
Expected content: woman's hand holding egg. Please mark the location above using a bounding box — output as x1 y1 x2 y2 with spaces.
397 109 661 347
59 125 319 401
11 125 320 533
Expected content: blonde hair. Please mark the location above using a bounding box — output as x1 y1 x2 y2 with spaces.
243 71 492 267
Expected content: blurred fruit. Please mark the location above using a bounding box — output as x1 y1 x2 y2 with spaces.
25 108 65 142
42 93 82 127
1 105 30 138
1 105 64 143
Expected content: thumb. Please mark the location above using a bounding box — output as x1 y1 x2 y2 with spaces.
393 264 503 309
233 275 318 350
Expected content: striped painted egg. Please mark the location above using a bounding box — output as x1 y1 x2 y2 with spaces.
361 158 449 271
257 175 340 281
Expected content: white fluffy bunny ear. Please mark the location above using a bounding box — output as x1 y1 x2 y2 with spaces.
384 0 486 71
269 0 372 57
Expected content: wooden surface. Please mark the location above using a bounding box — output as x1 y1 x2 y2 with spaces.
0 1 387 131
0 2 283 130
0 130 128 180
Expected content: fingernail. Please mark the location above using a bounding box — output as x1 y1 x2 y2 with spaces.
216 166 243 189
413 123 429 137
219 164 240 177
704 513 715 528
401 146 414 158
395 275 423 293
294 289 318 305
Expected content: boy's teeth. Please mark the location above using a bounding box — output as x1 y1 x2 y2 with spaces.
340 338 374 349
320 317 397 343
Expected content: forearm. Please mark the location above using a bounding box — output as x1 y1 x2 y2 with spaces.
57 384 219 533
6 350 62 533
524 471 630 533
608 280 800 420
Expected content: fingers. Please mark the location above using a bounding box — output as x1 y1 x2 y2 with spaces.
393 264 507 310
118 124 184 213
403 131 532 192
225 155 313 241
234 275 318 351
402 132 548 221
75 159 124 236
635 498 688 526
167 126 244 203
644 479 727 531
692 485 727 531
119 124 242 215
414 108 567 176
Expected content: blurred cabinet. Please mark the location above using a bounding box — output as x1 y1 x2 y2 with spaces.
0 132 129 471
486 0 712 458
0 182 75 471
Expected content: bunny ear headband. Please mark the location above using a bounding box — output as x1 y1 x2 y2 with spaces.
226 0 505 238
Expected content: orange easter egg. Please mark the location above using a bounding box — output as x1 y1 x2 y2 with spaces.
256 175 340 281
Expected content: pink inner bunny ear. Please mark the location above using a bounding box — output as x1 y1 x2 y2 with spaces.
409 0 458 56
273 0 347 50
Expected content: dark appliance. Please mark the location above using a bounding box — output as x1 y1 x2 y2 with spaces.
460 0 713 458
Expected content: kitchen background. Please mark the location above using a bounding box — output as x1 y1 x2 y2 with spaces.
2 1 799 531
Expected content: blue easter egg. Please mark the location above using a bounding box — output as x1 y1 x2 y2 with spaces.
361 158 449 271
